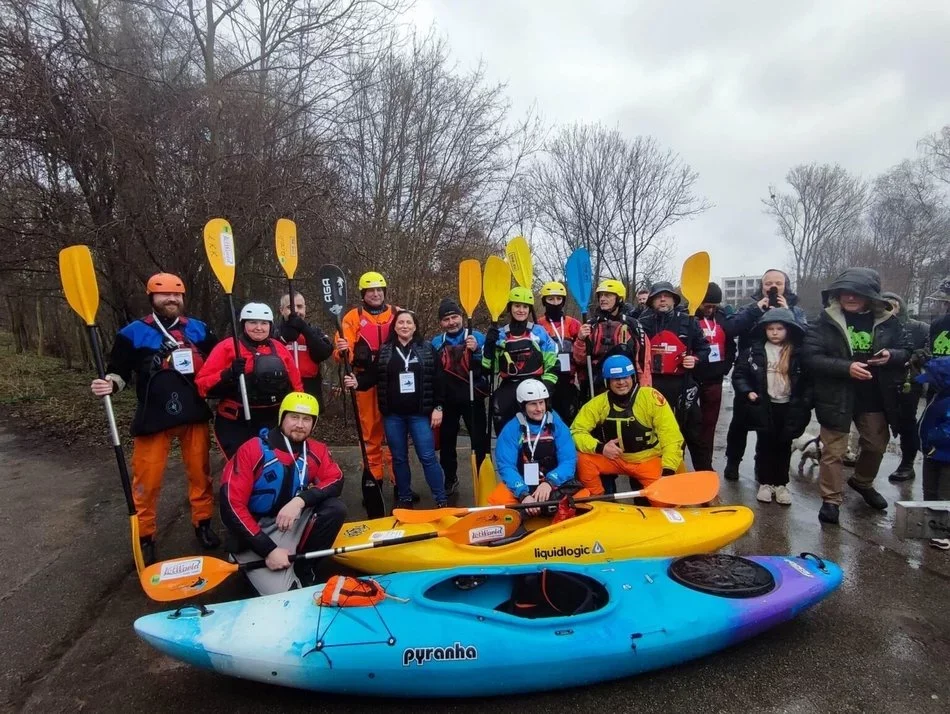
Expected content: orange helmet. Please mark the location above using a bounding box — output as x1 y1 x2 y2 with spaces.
146 273 186 294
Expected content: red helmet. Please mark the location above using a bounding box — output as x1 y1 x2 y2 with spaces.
146 273 185 295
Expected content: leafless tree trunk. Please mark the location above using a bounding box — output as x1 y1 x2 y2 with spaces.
764 163 868 307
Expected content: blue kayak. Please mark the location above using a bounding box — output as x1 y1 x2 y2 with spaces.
134 554 842 697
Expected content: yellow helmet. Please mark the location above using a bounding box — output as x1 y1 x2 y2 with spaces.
540 281 567 298
358 271 387 290
507 286 534 306
595 279 627 301
279 392 319 425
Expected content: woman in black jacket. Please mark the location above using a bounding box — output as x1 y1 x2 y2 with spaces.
344 310 447 509
732 308 811 505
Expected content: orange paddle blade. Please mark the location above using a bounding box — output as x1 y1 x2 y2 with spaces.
679 251 711 313
439 509 522 544
203 218 237 293
59 245 99 326
140 555 238 603
642 470 720 505
275 218 298 278
459 259 482 318
393 506 469 524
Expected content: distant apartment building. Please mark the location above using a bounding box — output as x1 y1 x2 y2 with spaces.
720 275 760 308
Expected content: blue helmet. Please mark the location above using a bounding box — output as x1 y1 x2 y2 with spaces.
602 354 635 380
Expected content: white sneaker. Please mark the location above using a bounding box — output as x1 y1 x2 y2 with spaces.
756 484 773 503
774 484 792 505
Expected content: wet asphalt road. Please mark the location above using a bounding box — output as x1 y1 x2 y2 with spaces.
1 391 948 713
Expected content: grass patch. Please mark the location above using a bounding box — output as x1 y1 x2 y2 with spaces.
0 331 358 447
0 332 137 447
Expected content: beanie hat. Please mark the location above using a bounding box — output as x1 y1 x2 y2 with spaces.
703 282 723 304
438 298 462 319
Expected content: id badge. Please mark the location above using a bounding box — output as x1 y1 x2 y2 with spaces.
523 462 540 486
558 353 571 373
708 344 721 363
171 348 195 374
399 371 416 394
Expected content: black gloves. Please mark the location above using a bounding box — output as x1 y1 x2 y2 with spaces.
223 357 247 382
662 468 676 477
485 326 500 345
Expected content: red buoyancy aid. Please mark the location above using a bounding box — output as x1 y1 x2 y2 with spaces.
352 306 397 368
500 328 546 380
699 318 727 365
288 334 319 379
650 329 688 376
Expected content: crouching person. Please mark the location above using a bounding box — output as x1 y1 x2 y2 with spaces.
571 355 684 497
220 392 347 595
487 379 581 516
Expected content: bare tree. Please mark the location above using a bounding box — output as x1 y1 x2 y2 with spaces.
765 163 868 308
527 122 707 296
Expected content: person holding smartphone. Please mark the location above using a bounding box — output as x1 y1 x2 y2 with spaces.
722 269 808 481
803 268 910 525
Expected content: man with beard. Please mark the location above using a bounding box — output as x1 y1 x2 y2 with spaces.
573 278 652 400
220 392 346 594
90 273 219 566
638 282 711 471
431 298 489 497
277 292 333 409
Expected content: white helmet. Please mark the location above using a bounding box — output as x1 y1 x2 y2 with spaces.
240 302 274 322
516 379 550 404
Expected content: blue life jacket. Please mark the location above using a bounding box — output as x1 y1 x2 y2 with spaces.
248 429 307 516
917 357 950 463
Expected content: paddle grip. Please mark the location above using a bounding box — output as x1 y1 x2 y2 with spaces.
288 278 299 368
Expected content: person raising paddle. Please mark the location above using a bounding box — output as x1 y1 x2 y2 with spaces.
487 379 581 516
537 281 583 425
196 302 303 459
333 271 399 500
90 273 220 566
482 287 559 435
573 278 652 400
220 392 346 595
571 355 683 497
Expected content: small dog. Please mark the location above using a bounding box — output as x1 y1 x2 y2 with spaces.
792 432 822 475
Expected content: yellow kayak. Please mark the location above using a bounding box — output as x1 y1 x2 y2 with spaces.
332 502 754 574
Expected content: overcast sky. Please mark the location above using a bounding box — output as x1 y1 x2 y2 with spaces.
409 0 950 283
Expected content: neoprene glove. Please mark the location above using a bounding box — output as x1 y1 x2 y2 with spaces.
662 468 676 477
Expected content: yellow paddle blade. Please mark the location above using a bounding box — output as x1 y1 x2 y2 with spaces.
275 218 298 279
459 259 482 318
483 256 511 322
203 218 237 294
505 235 533 289
59 245 99 326
679 251 711 312
475 456 498 506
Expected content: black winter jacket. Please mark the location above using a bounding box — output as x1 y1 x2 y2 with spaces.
732 341 812 440
357 339 443 415
802 302 910 433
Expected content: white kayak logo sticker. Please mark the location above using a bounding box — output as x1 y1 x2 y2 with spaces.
661 509 685 523
785 559 814 577
370 530 405 542
468 525 506 543
403 642 478 666
158 558 203 581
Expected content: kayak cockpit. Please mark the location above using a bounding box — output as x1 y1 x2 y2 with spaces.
423 569 609 619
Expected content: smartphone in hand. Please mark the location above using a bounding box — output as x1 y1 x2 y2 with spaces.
767 286 779 307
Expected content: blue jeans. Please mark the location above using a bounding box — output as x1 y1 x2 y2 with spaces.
383 413 446 503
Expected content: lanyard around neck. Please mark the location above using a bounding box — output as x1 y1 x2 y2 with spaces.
281 435 308 492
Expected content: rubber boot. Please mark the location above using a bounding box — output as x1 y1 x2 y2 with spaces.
195 519 221 550
888 464 916 483
140 537 157 567
723 459 740 481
